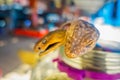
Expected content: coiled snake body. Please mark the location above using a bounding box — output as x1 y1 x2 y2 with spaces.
34 19 100 58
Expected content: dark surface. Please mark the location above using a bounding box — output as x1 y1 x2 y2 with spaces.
0 34 38 75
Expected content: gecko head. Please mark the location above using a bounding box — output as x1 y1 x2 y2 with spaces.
34 30 66 57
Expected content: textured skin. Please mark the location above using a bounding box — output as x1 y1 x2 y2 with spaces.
34 19 100 58
64 20 99 58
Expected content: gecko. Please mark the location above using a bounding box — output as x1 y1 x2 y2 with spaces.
34 19 100 58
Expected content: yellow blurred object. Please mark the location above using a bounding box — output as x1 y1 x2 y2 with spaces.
18 50 39 67
54 0 62 8
44 72 73 80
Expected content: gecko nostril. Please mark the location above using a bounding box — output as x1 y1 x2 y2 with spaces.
38 47 41 50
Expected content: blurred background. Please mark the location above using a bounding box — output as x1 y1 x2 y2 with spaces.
0 0 120 80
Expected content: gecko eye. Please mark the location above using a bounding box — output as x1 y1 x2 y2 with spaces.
42 39 47 44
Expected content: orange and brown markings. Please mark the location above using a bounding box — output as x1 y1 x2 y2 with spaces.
64 20 99 58
34 19 100 58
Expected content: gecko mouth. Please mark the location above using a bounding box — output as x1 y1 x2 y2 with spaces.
39 42 60 54
45 42 60 51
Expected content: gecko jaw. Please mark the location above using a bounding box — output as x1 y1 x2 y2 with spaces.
38 42 60 56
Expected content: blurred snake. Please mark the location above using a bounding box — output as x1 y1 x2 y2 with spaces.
34 19 100 58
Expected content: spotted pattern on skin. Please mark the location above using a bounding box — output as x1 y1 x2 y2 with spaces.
34 19 100 58
64 20 100 58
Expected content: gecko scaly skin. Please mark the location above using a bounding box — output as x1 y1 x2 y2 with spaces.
34 19 100 58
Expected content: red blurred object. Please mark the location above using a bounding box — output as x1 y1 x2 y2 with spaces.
0 68 2 79
14 29 49 38
29 0 38 27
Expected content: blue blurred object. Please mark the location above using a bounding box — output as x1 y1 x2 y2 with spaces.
24 20 31 28
46 13 60 23
46 13 60 31
91 0 120 26
48 23 56 31
0 20 6 28
0 19 6 34
37 9 44 15
115 0 120 26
